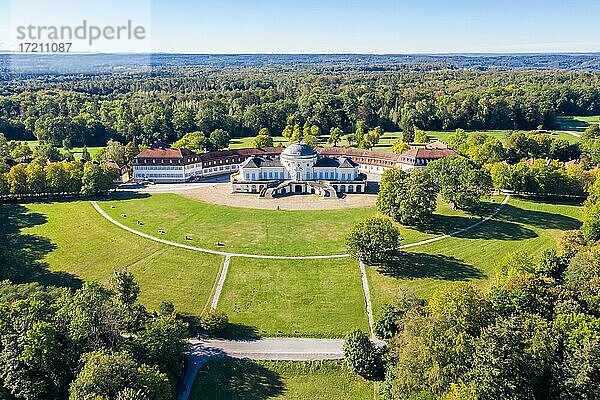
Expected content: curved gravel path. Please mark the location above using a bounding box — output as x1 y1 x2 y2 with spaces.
90 194 509 259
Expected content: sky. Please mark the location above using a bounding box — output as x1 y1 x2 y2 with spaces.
1 0 600 53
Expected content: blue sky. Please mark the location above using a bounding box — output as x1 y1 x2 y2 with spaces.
2 0 600 53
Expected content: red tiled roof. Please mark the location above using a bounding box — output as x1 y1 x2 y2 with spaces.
401 147 459 159
198 147 282 161
317 147 399 161
135 147 194 159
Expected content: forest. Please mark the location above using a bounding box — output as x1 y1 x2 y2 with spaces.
1 67 600 147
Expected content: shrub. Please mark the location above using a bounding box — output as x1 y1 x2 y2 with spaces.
202 310 229 337
343 329 384 380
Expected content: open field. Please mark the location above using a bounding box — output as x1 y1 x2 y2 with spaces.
426 129 580 144
23 141 105 159
217 257 368 338
190 359 375 400
557 115 600 132
0 200 222 315
366 196 583 313
70 146 105 159
97 193 499 256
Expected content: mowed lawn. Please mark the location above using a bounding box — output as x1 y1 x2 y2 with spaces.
367 196 583 313
217 257 368 338
190 359 375 400
0 200 222 315
97 193 499 256
427 129 580 144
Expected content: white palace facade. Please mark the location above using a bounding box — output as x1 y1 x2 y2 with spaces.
132 140 458 197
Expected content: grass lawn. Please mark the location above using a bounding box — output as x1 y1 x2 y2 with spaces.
70 146 105 159
217 257 368 338
98 193 498 256
557 115 600 132
366 196 583 314
190 359 375 400
426 129 580 144
0 199 222 315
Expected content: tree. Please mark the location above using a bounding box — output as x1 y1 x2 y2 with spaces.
172 107 197 136
6 163 28 194
564 248 600 314
346 216 401 264
343 329 383 380
414 128 428 143
111 268 140 306
364 126 383 149
582 202 600 242
253 127 272 146
202 310 229 337
172 131 207 153
80 146 91 162
303 133 318 147
374 288 422 340
328 127 343 147
25 162 47 194
69 350 170 400
428 157 492 210
0 133 9 161
448 129 469 152
209 129 230 150
104 140 126 164
0 172 8 196
354 121 366 147
134 315 187 391
391 140 410 154
10 142 32 161
80 163 118 196
33 143 62 161
582 124 600 140
377 168 438 225
470 314 556 400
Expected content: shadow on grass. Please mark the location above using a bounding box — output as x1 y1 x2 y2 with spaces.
221 323 261 340
376 253 485 281
557 116 589 132
497 203 582 231
0 203 82 288
417 213 537 241
193 357 285 400
96 191 151 202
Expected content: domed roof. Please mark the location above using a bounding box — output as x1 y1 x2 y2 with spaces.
282 141 316 157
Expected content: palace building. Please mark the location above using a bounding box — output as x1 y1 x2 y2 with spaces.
231 142 366 198
132 140 459 197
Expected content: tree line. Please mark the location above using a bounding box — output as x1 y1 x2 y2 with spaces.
0 270 187 400
2 68 600 147
0 159 118 199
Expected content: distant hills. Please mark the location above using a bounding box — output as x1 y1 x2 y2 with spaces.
2 53 600 75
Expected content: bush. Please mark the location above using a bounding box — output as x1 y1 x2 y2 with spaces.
202 310 229 337
343 329 384 380
346 216 401 264
582 202 600 242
